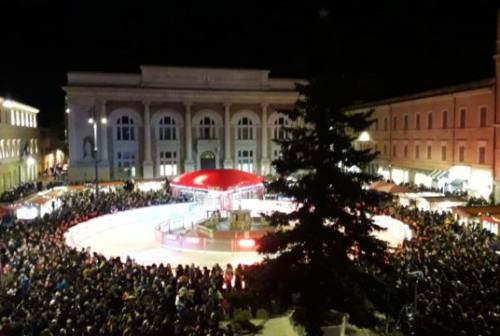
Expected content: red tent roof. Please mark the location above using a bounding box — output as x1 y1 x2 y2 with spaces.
171 169 264 191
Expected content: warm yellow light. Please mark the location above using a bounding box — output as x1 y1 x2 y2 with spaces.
358 131 371 142
101 117 107 124
27 156 36 166
88 117 94 124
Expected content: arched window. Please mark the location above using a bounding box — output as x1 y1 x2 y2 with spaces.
0 140 4 159
116 115 135 141
199 117 216 139
237 117 253 140
273 116 289 140
158 116 176 140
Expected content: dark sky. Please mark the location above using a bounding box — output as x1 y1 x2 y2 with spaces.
0 0 498 131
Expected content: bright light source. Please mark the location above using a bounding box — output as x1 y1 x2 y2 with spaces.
88 117 94 124
27 156 36 166
2 99 14 108
185 237 200 244
65 108 70 114
166 234 178 241
358 131 371 142
101 117 107 124
238 239 256 248
16 206 39 220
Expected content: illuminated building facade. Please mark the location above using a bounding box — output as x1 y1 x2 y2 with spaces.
352 11 500 201
0 97 40 194
64 67 299 181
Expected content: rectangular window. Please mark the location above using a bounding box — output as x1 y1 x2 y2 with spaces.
392 144 397 158
404 145 408 158
393 117 397 130
459 108 466 128
159 151 178 176
428 113 433 129
479 147 486 164
404 115 408 130
415 145 420 159
442 110 448 129
480 107 487 127
384 118 388 131
459 146 465 163
427 145 432 160
416 114 420 130
441 146 446 161
383 144 387 155
374 119 379 130
237 150 254 172
116 151 136 176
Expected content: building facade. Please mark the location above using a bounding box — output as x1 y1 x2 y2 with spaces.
0 97 40 194
351 11 500 201
64 66 300 181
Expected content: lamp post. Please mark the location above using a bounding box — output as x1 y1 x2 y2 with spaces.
88 115 107 199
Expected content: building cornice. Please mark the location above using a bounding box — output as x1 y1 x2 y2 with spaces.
63 86 299 105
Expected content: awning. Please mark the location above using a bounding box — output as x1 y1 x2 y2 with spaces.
429 169 448 180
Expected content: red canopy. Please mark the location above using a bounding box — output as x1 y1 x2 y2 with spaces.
171 169 264 191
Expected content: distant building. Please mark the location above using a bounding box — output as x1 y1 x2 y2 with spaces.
64 67 300 181
351 10 500 201
0 97 40 193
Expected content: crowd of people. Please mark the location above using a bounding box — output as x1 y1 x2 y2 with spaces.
0 189 241 335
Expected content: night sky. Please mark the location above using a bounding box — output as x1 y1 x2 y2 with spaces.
0 1 498 133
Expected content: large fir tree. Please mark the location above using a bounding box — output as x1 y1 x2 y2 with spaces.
257 75 388 335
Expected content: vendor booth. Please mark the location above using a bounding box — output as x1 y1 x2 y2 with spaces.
452 205 500 236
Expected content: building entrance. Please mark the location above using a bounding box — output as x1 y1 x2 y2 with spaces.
200 151 216 169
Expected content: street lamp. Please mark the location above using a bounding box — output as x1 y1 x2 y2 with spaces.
88 115 107 199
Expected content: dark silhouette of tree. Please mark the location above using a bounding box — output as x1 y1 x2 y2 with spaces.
256 74 388 335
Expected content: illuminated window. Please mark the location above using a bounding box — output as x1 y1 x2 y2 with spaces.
159 151 178 176
441 146 446 161
10 110 15 125
158 116 176 140
237 117 254 140
459 146 465 163
479 147 486 164
416 114 420 130
384 117 388 131
273 117 289 140
459 108 466 128
199 117 216 139
116 115 135 141
373 119 379 130
480 107 487 127
442 110 448 129
116 151 136 176
237 150 254 172
427 113 433 129
427 145 432 160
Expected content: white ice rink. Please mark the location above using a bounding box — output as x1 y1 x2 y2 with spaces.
64 203 263 267
64 201 410 268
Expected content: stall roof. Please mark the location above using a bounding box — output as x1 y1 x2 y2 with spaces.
453 205 500 218
369 181 411 194
422 196 466 203
171 169 264 191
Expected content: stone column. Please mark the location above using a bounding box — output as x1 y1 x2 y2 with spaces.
142 101 154 178
260 103 271 175
223 102 233 168
184 102 195 172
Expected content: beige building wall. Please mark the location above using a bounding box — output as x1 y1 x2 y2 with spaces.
64 66 300 182
0 98 40 194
